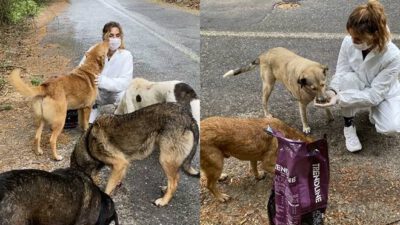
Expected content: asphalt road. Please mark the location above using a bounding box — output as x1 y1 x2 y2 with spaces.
42 0 200 224
200 0 400 224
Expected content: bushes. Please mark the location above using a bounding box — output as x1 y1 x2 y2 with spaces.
0 0 46 24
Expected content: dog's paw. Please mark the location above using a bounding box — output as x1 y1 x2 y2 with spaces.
255 171 266 180
153 198 168 207
53 155 64 161
217 193 231 203
264 113 274 119
35 148 43 155
185 166 200 177
303 126 311 134
218 173 229 182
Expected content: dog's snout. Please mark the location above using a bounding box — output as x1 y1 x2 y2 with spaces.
317 96 326 102
136 95 142 102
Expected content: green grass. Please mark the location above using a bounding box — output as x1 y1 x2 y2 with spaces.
0 77 6 88
30 75 43 86
0 0 40 24
0 104 13 111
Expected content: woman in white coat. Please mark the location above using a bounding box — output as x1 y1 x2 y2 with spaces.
315 0 400 152
82 21 134 123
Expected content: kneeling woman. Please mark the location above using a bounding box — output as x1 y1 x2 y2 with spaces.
316 0 400 152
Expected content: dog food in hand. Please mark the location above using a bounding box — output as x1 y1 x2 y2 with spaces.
315 96 330 104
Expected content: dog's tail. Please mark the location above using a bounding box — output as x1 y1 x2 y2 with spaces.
223 58 260 78
189 98 200 126
8 69 45 97
182 117 200 177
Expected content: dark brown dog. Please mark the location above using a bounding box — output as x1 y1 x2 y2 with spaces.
0 168 118 225
71 102 199 207
8 41 109 161
201 116 313 202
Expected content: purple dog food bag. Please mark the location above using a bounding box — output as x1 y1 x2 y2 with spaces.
265 127 329 225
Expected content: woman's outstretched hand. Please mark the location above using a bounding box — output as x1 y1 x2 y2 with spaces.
314 90 338 108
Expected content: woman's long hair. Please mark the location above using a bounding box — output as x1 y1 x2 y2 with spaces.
346 0 390 53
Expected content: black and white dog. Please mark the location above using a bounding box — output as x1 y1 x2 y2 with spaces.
115 77 200 125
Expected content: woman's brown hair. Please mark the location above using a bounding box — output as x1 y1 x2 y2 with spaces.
346 0 390 52
102 21 125 49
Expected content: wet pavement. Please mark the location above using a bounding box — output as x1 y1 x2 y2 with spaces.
200 0 400 224
42 0 199 224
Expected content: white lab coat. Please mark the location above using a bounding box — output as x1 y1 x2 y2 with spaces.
97 49 133 93
80 47 133 99
330 36 400 134
80 46 133 122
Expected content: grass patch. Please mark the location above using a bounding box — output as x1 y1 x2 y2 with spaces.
0 0 40 24
0 104 13 111
30 75 43 86
0 77 6 88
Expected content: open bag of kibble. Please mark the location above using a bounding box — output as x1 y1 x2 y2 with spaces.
265 127 329 225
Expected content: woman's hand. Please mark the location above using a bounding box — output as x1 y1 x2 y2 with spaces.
314 90 338 108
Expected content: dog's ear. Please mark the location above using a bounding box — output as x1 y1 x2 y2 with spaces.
322 65 329 76
146 83 154 90
297 77 308 88
102 38 110 46
101 40 110 55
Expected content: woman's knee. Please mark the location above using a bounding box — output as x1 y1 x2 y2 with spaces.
375 120 400 135
373 112 400 135
372 99 400 135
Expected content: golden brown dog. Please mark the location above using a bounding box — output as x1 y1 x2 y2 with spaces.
200 116 313 202
8 41 109 161
223 47 333 134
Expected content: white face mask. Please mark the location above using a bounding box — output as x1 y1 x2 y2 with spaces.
109 38 121 51
353 42 371 51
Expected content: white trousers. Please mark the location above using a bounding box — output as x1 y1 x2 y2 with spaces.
338 72 400 135
89 89 125 123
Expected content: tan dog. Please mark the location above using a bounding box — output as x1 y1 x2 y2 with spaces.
9 41 109 161
223 47 333 133
201 116 313 202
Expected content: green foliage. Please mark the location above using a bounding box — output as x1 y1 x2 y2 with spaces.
0 0 39 24
32 0 52 5
0 77 5 88
0 104 13 111
30 76 43 86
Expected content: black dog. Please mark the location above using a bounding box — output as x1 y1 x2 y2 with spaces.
0 168 118 225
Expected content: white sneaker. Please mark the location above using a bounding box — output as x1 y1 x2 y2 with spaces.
343 126 362 152
369 112 375 125
89 108 99 124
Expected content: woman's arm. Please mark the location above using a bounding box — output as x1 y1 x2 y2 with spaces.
329 36 353 93
338 55 400 108
98 51 133 92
